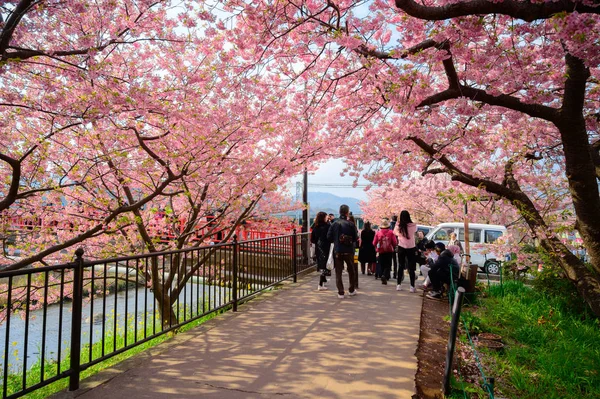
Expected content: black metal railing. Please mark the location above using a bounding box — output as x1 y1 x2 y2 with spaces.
0 231 312 399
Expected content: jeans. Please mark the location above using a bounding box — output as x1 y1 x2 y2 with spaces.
420 265 431 286
392 249 398 279
352 261 359 289
378 252 393 283
319 269 328 286
398 247 417 287
334 252 356 295
429 267 450 292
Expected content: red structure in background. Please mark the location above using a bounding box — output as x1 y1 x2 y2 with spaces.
1 214 300 245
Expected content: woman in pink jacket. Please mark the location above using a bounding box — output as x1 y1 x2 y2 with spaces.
394 210 418 292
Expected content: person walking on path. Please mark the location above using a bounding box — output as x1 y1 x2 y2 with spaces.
311 211 331 291
390 215 398 280
358 221 377 275
373 219 397 285
327 204 359 298
394 210 418 292
348 214 360 289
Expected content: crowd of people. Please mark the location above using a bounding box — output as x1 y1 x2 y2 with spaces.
310 205 461 300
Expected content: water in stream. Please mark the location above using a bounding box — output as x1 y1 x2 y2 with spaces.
0 281 231 375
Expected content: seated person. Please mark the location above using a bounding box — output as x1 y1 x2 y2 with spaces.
426 242 460 299
419 241 437 290
447 244 462 264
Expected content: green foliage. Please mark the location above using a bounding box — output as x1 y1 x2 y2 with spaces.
529 253 593 318
448 375 488 398
461 281 600 399
461 311 483 335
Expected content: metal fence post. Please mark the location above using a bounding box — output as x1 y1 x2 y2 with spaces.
292 229 298 283
232 235 238 312
485 376 495 397
69 248 84 391
443 286 466 396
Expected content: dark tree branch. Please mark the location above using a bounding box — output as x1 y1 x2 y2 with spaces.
0 0 35 55
394 0 599 23
0 153 21 213
592 139 600 180
356 38 558 121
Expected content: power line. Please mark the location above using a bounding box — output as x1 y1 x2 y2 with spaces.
308 183 371 188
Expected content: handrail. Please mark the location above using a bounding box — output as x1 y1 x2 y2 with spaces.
0 232 312 399
444 263 495 398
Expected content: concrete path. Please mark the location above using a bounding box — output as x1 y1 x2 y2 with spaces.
55 271 423 399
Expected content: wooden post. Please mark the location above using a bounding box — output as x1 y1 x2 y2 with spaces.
463 202 476 292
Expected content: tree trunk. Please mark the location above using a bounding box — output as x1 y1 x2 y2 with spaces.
539 237 600 316
148 256 179 329
151 283 179 329
555 54 600 276
510 191 600 316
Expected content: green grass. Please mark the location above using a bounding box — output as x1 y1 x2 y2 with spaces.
457 280 600 399
1 304 229 399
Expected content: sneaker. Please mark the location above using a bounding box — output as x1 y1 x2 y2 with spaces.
337 293 345 299
349 290 357 296
396 284 402 291
427 291 442 299
410 286 416 293
317 285 328 291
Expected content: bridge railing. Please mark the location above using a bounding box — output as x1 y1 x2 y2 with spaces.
0 231 312 399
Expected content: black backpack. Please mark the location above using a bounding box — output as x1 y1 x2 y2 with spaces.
338 219 355 246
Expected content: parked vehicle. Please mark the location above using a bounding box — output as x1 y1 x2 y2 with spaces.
416 225 433 236
426 222 507 274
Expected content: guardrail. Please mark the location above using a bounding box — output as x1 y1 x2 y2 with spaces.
443 266 495 398
0 231 312 399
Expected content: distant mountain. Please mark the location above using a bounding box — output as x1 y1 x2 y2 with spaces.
306 192 363 217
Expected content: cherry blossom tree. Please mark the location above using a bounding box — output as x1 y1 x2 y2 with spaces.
361 176 522 228
222 0 600 315
0 0 331 327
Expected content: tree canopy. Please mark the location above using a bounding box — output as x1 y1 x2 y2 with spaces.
1 0 600 316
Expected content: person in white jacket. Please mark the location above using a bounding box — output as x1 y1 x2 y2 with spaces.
394 210 418 292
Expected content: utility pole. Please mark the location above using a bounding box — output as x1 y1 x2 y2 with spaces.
302 169 309 264
302 168 308 233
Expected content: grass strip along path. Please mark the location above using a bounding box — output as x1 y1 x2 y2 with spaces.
457 281 600 399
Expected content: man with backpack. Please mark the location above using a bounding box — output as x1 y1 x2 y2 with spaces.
327 204 359 298
373 219 398 285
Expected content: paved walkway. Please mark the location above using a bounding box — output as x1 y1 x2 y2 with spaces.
56 270 423 399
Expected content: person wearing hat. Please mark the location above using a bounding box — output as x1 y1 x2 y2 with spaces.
373 218 397 285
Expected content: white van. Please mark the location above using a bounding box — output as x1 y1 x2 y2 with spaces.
426 223 507 274
417 225 434 236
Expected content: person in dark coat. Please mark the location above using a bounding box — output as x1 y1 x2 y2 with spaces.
311 211 331 291
327 204 358 298
358 222 377 275
426 243 460 299
390 215 398 279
